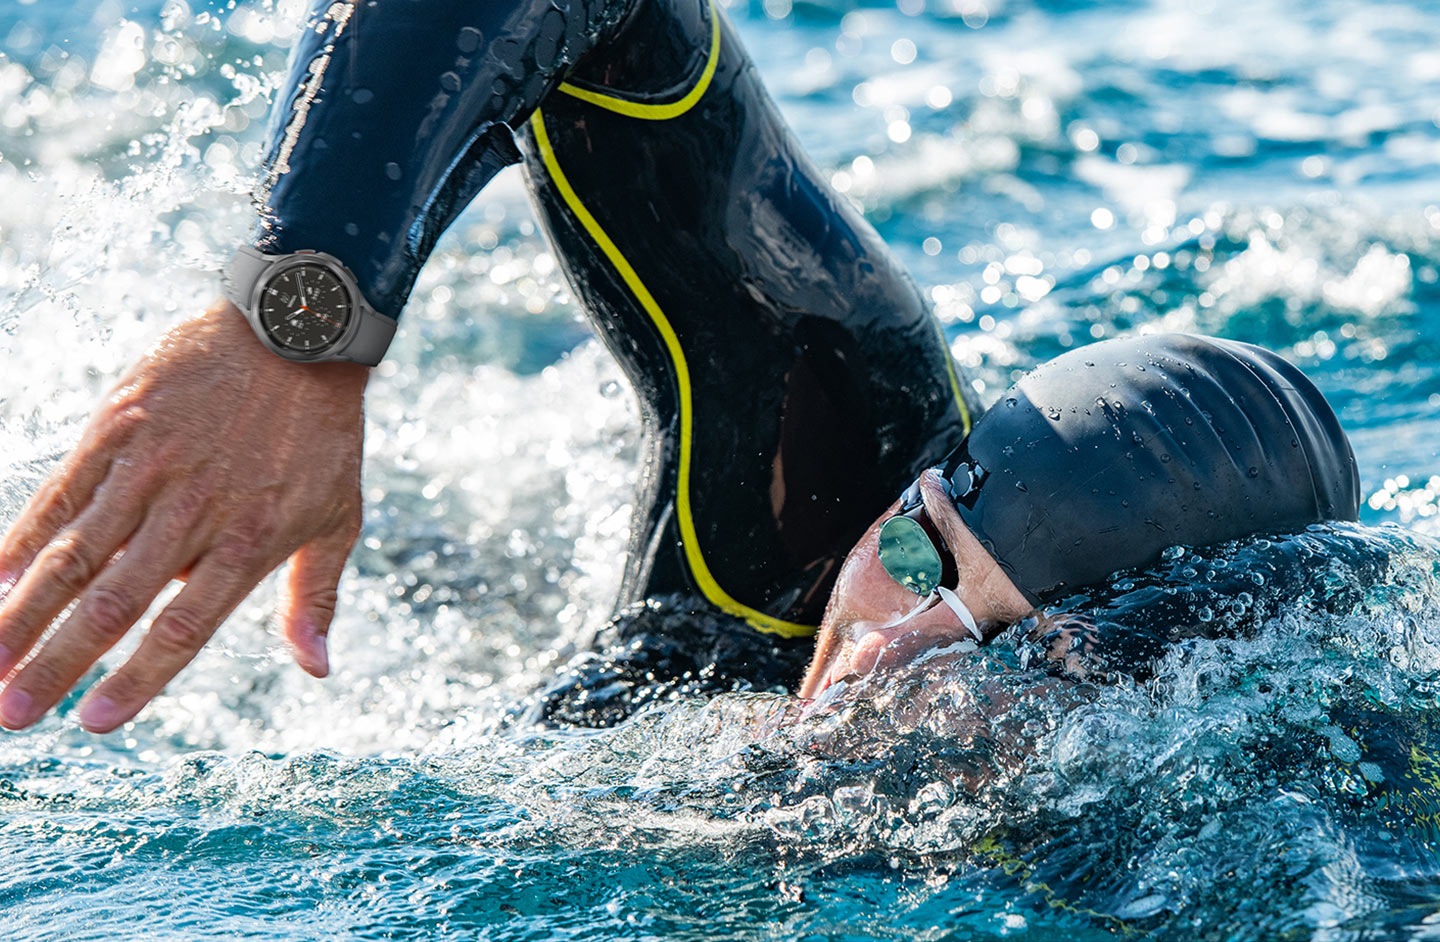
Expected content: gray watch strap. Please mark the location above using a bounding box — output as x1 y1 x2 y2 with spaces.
224 246 397 366
222 245 271 311
340 302 398 366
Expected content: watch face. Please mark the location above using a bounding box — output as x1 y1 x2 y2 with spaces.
257 261 353 354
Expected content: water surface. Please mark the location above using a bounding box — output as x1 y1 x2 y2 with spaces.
3 0 1440 937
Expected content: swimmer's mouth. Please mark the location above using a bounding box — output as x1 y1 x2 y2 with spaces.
811 590 982 695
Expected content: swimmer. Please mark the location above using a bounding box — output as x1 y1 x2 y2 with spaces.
799 332 1361 696
0 0 970 731
0 0 1352 733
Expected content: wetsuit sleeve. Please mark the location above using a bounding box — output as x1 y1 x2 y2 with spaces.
253 0 635 319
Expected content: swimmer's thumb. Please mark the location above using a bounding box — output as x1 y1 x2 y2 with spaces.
279 532 351 679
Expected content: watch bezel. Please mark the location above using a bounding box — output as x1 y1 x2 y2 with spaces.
245 251 365 362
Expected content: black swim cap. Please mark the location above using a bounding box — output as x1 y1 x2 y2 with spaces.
952 333 1360 603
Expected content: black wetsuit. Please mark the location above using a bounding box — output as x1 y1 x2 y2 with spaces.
256 0 976 717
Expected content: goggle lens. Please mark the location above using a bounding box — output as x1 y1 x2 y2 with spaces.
877 506 953 595
876 446 986 595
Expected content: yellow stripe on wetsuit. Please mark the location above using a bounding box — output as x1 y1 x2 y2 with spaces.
557 0 722 119
531 109 815 637
561 0 970 437
937 318 973 436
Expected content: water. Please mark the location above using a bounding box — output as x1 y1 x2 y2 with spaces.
3 0 1440 937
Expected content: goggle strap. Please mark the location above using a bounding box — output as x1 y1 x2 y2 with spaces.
936 585 982 641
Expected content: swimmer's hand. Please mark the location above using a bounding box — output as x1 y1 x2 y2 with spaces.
0 302 367 732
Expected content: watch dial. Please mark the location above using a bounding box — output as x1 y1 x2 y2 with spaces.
257 262 353 353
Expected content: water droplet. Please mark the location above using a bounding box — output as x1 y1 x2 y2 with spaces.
344 222 359 236
351 88 374 104
440 71 462 93
385 162 402 181
1014 481 1028 492
457 26 482 53
1247 466 1260 478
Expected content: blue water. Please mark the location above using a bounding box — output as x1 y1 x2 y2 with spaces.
3 0 1440 938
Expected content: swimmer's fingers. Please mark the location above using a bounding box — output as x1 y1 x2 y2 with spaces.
0 471 149 684
278 521 362 679
75 551 267 733
0 516 198 730
0 400 145 586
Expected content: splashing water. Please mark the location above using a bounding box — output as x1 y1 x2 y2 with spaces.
3 0 1440 938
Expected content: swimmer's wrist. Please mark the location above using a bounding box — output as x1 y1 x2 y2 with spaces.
203 300 372 390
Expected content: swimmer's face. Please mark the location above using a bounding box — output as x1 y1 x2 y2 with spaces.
799 470 1032 697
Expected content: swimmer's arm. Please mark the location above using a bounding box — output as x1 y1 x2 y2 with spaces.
0 0 639 732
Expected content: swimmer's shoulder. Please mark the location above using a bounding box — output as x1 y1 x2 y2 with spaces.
562 0 721 106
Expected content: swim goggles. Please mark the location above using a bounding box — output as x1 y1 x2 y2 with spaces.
875 443 987 597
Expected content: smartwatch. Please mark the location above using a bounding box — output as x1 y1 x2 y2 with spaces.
223 246 397 366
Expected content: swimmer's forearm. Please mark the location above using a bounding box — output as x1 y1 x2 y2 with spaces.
255 0 634 318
